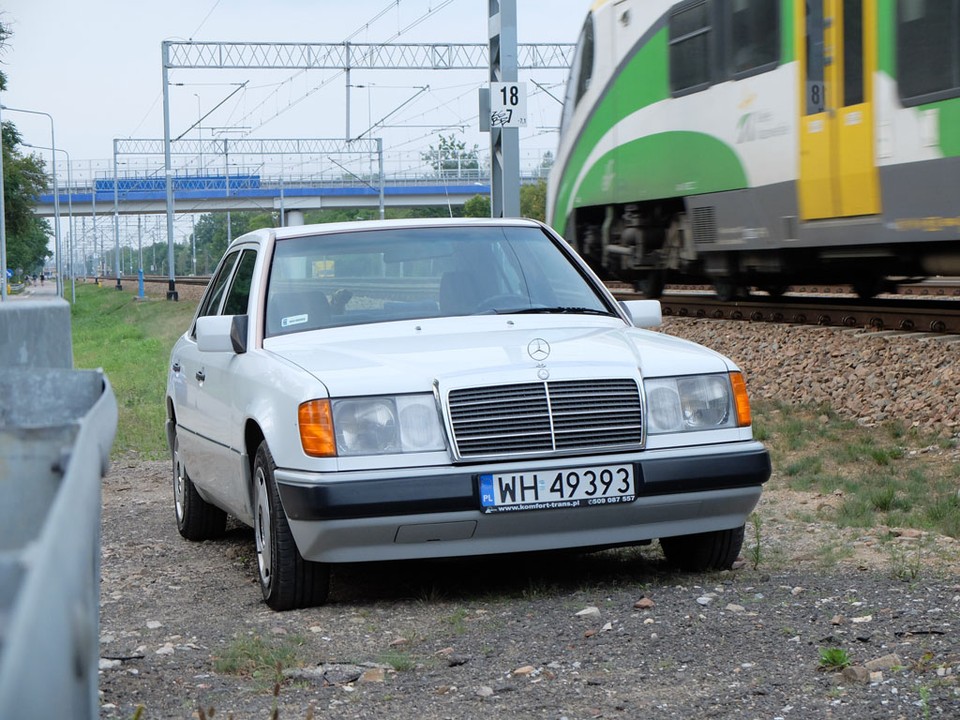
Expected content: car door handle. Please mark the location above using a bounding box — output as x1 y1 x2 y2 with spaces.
172 361 181 373
195 370 206 383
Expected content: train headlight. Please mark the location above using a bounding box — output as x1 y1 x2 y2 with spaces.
645 373 750 434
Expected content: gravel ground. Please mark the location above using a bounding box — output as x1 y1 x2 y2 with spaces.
98 319 960 719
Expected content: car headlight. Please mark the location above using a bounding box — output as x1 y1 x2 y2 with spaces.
644 372 751 434
299 395 446 457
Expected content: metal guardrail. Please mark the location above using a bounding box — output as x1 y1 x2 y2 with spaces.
0 300 118 719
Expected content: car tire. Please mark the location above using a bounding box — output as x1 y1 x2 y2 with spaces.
660 525 745 572
253 441 331 610
173 430 227 540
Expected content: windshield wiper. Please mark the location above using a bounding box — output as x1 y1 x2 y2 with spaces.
494 306 614 316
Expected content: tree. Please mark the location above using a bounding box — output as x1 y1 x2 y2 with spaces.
462 194 490 218
0 21 8 91
189 211 275 273
304 206 461 226
537 151 555 178
1 21 53 280
3 121 52 279
520 180 547 222
461 180 545 222
421 134 480 178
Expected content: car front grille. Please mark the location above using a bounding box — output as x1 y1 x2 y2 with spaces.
447 379 643 459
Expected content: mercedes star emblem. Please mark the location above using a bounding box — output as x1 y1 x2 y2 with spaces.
527 338 551 362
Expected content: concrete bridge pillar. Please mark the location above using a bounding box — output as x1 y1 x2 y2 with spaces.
284 209 305 227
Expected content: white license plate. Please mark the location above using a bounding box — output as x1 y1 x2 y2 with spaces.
479 464 635 514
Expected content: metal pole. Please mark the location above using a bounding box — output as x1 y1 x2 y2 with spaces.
194 93 203 170
224 139 232 244
487 0 521 218
191 215 196 275
23 142 75 303
279 154 286 227
66 152 74 303
162 41 178 300
0 103 7 301
48 115 62 297
345 42 351 142
112 140 122 289
137 215 144 299
377 138 385 220
91 173 99 281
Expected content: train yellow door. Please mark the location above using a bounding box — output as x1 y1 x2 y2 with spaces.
797 0 881 219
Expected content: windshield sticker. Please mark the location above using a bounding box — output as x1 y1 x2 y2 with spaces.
281 314 309 328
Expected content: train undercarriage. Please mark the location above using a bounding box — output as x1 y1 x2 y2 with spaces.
567 202 955 301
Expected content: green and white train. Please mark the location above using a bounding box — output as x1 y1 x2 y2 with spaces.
546 0 960 298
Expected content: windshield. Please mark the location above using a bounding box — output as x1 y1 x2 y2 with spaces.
264 224 611 335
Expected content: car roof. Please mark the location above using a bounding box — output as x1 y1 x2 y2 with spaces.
231 216 547 248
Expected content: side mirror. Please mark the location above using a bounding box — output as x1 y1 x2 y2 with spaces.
196 315 248 354
619 299 662 328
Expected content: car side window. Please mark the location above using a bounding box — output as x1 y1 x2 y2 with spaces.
197 250 241 319
222 250 257 316
190 250 241 340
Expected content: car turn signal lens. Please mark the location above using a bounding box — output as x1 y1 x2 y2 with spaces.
730 372 752 428
299 400 336 457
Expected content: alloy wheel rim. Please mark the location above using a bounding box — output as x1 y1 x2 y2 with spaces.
254 467 272 589
173 437 185 522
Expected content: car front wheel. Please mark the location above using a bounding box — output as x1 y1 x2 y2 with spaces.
659 525 745 572
253 441 330 610
173 430 227 540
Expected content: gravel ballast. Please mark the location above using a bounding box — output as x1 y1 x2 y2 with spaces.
97 319 960 719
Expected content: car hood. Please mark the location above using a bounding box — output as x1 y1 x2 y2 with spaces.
264 316 734 397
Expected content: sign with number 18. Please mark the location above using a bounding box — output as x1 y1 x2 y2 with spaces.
489 82 528 128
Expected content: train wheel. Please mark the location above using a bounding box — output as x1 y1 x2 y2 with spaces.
712 279 743 302
852 277 883 299
759 284 788 298
635 270 665 299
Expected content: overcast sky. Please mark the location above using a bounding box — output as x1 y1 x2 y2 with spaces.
0 0 586 178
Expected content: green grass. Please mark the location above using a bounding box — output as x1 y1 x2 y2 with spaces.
378 649 416 672
757 399 960 539
66 286 960 543
818 646 851 671
214 634 304 687
445 607 469 635
70 284 197 458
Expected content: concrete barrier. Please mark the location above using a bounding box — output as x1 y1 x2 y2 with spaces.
0 299 117 718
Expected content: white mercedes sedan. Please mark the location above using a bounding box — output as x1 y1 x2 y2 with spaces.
166 218 770 610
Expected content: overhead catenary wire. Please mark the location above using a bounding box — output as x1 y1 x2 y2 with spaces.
223 0 463 138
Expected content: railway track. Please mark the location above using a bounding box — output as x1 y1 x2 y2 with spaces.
609 286 960 335
138 275 960 335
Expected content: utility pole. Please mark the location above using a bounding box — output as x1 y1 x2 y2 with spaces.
487 0 521 217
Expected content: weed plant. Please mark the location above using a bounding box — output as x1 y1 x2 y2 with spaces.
70 284 197 457
757 400 960 540
214 634 304 688
818 646 851 671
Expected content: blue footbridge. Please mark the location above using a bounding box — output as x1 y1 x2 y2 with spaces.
33 173 505 218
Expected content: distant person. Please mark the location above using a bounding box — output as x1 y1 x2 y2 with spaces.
40 273 45 286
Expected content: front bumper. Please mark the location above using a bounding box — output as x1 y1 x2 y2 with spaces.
276 441 770 563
